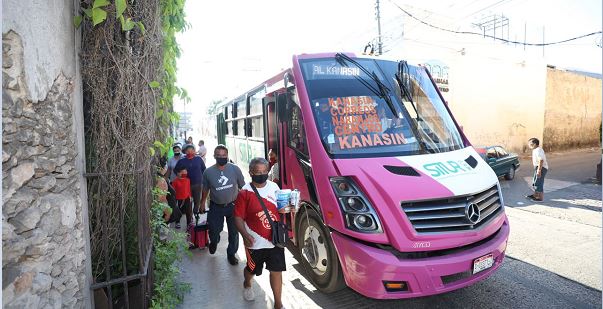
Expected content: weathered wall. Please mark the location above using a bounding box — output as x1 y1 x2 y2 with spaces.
2 0 91 308
446 53 548 154
543 68 602 151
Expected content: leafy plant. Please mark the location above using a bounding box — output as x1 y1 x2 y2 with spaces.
150 186 191 309
76 0 145 33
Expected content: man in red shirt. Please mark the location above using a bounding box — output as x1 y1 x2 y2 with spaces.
234 157 285 309
172 165 192 228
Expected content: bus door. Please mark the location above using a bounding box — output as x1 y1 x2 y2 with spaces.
276 89 318 245
263 94 279 179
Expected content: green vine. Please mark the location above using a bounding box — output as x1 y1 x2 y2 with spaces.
75 0 145 33
150 186 191 309
153 0 190 157
77 0 192 305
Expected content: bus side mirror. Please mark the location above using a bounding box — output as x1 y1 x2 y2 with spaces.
277 89 296 122
277 92 288 121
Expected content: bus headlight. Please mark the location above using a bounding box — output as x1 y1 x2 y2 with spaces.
330 177 383 233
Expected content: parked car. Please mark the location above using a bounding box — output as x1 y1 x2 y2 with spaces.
476 146 521 180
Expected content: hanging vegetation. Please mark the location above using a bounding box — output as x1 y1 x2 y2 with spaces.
78 0 189 306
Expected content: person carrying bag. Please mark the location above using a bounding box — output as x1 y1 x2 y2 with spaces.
250 184 288 248
233 157 291 309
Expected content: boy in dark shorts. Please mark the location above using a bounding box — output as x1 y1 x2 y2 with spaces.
234 157 286 309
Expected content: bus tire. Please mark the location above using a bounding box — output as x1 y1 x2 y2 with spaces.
296 207 346 293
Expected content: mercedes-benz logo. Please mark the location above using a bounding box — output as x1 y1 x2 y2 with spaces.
465 203 481 224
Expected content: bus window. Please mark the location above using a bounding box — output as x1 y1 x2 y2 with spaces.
237 99 247 117
249 93 264 115
288 104 309 156
237 119 245 136
232 120 238 136
250 117 263 138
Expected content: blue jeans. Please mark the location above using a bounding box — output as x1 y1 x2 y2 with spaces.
208 202 239 256
532 167 548 193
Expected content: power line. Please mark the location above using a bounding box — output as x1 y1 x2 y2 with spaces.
462 0 515 19
388 0 602 47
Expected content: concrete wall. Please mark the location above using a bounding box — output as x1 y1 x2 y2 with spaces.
446 53 548 154
543 68 602 151
2 0 91 308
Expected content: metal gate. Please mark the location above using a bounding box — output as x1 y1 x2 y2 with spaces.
84 164 154 309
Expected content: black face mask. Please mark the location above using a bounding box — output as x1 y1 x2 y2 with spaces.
216 157 228 166
252 174 269 184
174 152 181 156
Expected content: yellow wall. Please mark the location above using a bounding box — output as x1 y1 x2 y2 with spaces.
543 69 602 151
447 54 548 154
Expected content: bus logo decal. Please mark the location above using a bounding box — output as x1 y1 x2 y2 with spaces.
423 160 474 178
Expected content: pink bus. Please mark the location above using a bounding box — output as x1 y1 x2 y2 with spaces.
216 52 509 299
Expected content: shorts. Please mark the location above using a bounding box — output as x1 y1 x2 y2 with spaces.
532 167 548 192
245 247 286 276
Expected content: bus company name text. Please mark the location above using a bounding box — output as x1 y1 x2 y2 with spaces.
312 65 360 77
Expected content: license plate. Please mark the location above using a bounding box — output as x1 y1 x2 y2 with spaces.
472 254 494 274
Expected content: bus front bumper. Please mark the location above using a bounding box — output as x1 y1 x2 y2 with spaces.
331 220 509 299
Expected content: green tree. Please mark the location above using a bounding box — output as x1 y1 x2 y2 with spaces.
207 97 226 115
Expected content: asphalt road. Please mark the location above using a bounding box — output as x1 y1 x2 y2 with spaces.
178 147 602 309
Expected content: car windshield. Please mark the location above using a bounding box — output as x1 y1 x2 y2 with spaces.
299 57 465 158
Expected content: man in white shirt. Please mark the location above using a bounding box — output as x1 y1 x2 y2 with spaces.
526 138 548 201
197 140 207 163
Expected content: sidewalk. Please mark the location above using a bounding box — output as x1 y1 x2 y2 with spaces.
176 230 276 309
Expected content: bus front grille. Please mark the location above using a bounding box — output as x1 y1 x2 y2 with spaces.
401 185 502 233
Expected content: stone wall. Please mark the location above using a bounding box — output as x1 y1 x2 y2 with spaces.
543 68 602 151
2 29 88 308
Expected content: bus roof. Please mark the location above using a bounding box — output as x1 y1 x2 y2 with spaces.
213 52 424 112
214 67 292 111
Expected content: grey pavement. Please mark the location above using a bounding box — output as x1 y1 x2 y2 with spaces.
175 146 602 308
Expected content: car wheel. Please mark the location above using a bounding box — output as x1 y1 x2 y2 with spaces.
296 206 346 293
504 165 515 180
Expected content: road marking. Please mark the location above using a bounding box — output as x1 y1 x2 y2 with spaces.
523 177 578 193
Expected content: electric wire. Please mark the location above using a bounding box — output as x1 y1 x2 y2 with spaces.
387 0 602 47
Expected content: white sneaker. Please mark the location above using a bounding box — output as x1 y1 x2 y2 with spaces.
243 287 255 301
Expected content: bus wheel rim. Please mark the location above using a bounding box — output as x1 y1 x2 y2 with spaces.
302 224 329 275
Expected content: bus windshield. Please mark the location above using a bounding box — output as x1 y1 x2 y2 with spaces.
300 57 465 158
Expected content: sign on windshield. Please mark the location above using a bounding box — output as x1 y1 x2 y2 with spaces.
321 96 408 149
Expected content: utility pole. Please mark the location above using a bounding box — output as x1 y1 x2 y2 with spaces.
376 0 383 55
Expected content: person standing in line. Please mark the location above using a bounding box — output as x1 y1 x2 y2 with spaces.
526 137 549 202
197 140 207 164
187 136 194 145
175 144 206 215
233 157 286 308
201 145 245 265
166 143 183 182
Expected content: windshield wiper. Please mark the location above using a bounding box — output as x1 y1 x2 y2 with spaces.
394 60 433 153
395 60 420 117
334 53 398 117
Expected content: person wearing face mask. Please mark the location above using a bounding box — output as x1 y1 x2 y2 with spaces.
166 143 183 182
201 145 245 265
233 157 286 308
174 144 206 216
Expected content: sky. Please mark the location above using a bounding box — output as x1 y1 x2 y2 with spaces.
175 0 602 126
